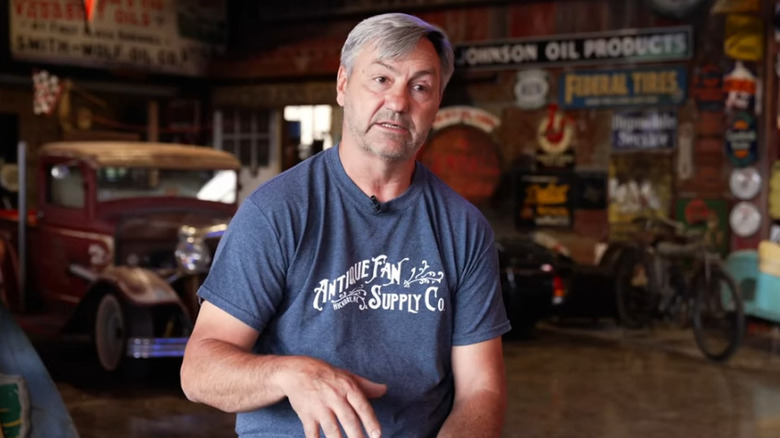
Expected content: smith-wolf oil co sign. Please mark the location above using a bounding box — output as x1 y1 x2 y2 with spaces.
455 26 692 70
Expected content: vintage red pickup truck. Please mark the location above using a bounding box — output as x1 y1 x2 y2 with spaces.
0 141 240 373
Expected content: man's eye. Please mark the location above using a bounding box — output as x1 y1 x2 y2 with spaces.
413 84 431 93
374 77 388 84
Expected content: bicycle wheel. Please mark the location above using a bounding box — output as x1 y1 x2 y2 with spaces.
691 265 745 362
614 246 658 329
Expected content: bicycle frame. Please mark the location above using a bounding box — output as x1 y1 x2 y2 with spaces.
617 216 745 362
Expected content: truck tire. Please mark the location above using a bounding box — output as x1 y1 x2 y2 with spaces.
94 293 126 372
93 293 153 374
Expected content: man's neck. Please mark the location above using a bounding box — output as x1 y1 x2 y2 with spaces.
338 142 416 203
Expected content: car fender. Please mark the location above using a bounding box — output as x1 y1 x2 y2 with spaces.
92 266 182 307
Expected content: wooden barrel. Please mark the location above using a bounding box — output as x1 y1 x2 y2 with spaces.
419 124 502 205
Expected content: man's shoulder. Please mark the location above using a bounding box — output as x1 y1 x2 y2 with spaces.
418 164 487 218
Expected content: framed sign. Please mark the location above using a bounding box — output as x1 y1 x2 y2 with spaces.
515 173 574 229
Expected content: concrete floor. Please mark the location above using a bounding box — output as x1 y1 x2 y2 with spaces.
45 323 780 438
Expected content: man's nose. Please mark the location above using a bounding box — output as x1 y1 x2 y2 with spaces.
384 86 410 113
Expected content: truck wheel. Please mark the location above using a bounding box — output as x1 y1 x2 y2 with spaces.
94 293 126 372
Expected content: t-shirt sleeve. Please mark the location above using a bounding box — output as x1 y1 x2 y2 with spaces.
197 197 287 333
451 232 512 346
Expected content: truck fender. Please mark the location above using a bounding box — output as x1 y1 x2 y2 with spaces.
91 266 183 307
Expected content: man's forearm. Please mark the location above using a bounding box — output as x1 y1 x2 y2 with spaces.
180 338 288 413
437 388 507 438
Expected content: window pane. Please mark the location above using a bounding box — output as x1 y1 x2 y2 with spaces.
49 165 85 208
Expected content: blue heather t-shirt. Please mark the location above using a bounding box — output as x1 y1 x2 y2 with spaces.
198 145 511 437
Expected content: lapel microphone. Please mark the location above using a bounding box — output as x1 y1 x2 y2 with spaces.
370 195 383 213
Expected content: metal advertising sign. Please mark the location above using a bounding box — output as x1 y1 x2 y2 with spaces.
725 14 764 61
9 0 227 77
724 61 758 114
558 66 687 109
454 26 693 70
725 111 758 167
691 64 725 111
432 106 501 132
675 198 729 256
608 152 673 240
515 173 574 229
514 69 550 110
535 104 575 170
612 110 678 151
515 171 606 229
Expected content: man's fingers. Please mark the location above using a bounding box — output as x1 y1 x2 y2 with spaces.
354 375 387 399
300 418 323 438
345 387 383 438
287 360 385 437
331 397 366 438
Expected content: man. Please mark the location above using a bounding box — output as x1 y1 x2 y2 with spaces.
180 12 510 438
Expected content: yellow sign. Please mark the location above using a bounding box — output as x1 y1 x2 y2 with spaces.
525 183 570 205
725 14 763 61
711 0 759 14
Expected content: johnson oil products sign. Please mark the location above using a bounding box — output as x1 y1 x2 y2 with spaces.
455 26 692 70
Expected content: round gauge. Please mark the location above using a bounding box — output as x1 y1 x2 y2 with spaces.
729 201 761 237
729 166 761 200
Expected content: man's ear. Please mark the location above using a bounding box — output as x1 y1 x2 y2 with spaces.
336 66 347 107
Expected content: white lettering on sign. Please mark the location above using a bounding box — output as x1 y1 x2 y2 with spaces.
433 106 501 132
9 0 226 76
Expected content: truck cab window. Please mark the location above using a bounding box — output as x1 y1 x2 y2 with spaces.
48 164 84 209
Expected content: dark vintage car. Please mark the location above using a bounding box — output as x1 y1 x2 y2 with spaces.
499 233 624 338
0 141 240 373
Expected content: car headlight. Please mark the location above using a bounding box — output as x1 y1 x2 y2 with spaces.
175 237 211 274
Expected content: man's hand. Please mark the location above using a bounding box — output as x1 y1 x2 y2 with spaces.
281 356 387 438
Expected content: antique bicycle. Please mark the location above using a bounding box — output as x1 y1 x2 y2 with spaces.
614 216 745 362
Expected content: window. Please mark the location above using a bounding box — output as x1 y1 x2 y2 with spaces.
213 109 272 174
48 164 85 209
96 167 237 204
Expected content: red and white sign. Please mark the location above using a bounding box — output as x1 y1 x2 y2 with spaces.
32 69 62 115
433 106 501 133
10 0 226 76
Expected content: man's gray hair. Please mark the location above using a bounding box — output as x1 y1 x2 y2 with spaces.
340 13 455 92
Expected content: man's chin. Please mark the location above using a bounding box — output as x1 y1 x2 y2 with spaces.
363 138 417 161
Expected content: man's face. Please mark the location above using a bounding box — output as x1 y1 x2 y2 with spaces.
336 38 443 162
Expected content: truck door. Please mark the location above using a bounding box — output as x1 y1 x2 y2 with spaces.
35 160 106 321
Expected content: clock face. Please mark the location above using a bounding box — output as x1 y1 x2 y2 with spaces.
729 166 761 200
729 201 761 237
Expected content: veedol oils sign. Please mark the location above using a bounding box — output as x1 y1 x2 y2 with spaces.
454 26 692 70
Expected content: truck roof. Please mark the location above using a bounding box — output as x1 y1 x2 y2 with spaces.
39 142 241 170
